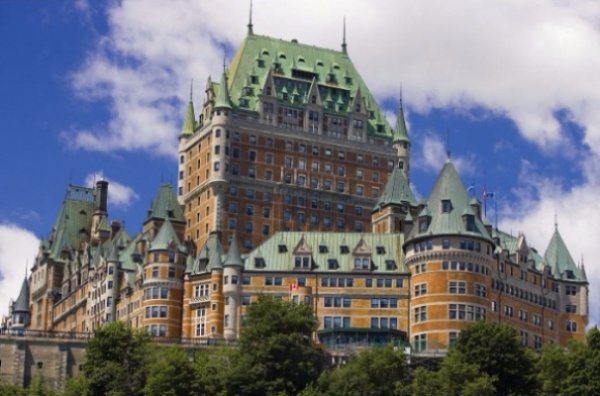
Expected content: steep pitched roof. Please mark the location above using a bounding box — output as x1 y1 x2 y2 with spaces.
375 165 416 209
223 33 394 138
244 232 407 273
146 184 185 223
12 277 29 313
180 97 196 137
544 227 585 281
409 160 491 241
150 219 182 251
223 235 243 267
47 185 98 259
393 99 410 144
214 70 233 109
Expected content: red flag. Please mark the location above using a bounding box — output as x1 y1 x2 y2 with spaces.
289 283 298 291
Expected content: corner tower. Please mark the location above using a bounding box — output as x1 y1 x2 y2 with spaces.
404 160 494 353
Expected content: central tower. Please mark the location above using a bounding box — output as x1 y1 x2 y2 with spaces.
178 28 408 252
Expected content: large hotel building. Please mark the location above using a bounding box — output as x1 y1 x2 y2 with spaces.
4 19 588 361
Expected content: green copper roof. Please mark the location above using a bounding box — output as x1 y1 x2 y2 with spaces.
214 71 233 109
189 233 225 274
150 219 182 251
408 160 491 242
146 184 185 223
119 232 145 272
47 185 98 259
223 34 394 138
544 227 585 282
375 165 416 209
223 235 243 267
244 232 407 273
394 101 410 144
96 215 111 233
12 277 29 313
180 99 196 137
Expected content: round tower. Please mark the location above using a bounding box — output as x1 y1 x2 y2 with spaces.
222 236 244 341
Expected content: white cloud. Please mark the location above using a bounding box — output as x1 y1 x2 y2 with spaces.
0 224 39 319
85 171 139 209
414 133 475 177
66 0 600 161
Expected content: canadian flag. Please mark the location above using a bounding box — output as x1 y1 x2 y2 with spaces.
289 283 298 291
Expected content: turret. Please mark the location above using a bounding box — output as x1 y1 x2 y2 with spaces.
222 235 243 340
10 276 30 330
393 91 411 178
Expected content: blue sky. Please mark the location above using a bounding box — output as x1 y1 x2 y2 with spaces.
1 0 599 324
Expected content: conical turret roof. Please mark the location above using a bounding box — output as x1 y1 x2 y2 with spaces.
214 70 233 110
544 226 585 281
180 95 196 137
223 235 243 267
13 277 29 313
393 99 410 144
375 164 416 209
409 160 491 241
150 219 182 251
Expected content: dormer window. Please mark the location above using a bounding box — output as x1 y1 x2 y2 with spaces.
254 257 266 268
294 256 311 269
340 245 350 254
353 256 370 270
278 244 288 253
376 246 386 255
327 258 338 269
419 218 429 233
442 200 452 213
463 214 475 231
385 260 397 270
319 245 328 254
565 270 575 280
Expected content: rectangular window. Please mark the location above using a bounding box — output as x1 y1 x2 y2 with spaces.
449 281 466 294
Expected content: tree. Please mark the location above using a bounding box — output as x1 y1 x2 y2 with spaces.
0 383 27 396
450 321 538 396
561 326 600 396
82 321 150 396
317 345 408 396
143 345 198 396
231 295 326 396
537 343 569 396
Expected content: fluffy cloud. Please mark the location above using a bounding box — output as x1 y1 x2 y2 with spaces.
85 171 139 209
0 224 39 318
64 0 600 161
414 133 475 177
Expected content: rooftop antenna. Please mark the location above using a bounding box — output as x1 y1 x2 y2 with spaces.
247 0 254 35
342 16 347 53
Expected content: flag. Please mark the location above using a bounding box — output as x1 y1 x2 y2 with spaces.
289 283 298 291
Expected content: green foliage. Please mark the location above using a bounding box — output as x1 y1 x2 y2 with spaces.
560 326 600 396
62 375 89 396
451 321 537 396
143 345 198 396
0 383 27 396
82 321 151 396
317 345 408 396
536 343 569 396
27 373 58 396
231 295 326 396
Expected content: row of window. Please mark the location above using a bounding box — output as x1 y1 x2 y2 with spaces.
144 287 169 300
145 306 168 319
371 317 398 329
409 304 486 322
442 261 491 276
491 279 558 309
413 239 488 254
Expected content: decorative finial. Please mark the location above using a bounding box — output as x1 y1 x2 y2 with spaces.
247 0 254 35
554 211 558 230
189 79 193 102
342 16 347 53
399 84 403 108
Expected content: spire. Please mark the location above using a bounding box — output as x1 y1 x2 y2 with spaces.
375 164 416 209
544 224 583 281
180 80 196 137
247 0 254 35
393 86 410 144
13 276 29 313
214 60 233 110
341 16 347 54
